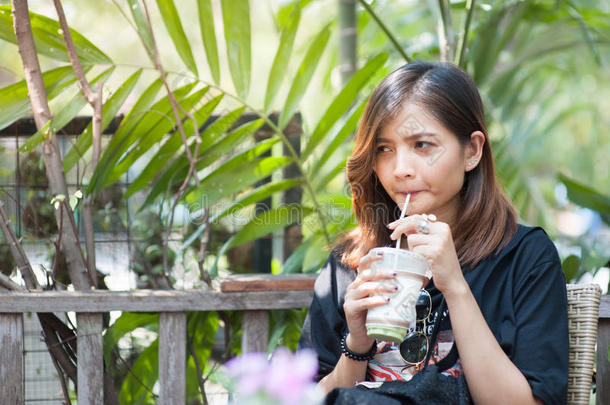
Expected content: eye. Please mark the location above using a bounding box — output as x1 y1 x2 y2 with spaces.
414 141 433 150
376 145 392 153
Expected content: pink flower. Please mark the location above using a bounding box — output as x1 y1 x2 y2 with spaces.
225 352 269 395
265 348 318 405
225 348 319 405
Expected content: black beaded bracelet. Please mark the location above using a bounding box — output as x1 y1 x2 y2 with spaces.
340 332 377 361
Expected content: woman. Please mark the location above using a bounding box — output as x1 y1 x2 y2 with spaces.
298 61 568 405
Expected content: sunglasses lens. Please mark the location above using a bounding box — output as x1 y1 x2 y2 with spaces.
416 290 431 321
399 332 428 364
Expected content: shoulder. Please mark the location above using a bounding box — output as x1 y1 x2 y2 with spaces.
497 224 560 268
467 224 564 293
495 224 564 290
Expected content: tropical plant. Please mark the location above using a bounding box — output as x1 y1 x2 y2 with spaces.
0 0 608 403
0 0 386 402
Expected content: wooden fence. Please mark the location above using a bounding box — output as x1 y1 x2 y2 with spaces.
0 274 315 404
2 277 610 404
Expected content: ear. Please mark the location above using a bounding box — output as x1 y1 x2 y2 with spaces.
464 131 485 172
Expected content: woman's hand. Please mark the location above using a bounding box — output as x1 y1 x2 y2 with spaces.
343 251 397 353
387 214 467 296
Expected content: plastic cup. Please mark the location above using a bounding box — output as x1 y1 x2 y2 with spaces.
365 247 431 343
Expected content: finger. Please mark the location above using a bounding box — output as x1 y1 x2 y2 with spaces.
387 215 428 240
344 295 391 314
390 216 445 240
406 233 433 250
350 270 396 292
410 245 435 264
347 278 398 300
358 251 384 272
356 279 398 298
387 214 427 230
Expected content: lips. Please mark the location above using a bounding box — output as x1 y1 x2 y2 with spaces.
399 191 421 198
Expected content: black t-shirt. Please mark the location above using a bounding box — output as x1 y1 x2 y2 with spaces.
298 225 568 405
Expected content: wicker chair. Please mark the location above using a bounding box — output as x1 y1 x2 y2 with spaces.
567 283 602 405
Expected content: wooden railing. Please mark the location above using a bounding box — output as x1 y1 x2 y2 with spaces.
0 274 316 404
2 278 610 404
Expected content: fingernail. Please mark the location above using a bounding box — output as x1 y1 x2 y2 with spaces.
392 272 397 277
386 297 391 302
393 286 398 291
376 251 384 256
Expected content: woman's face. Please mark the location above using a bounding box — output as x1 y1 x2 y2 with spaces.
374 103 481 226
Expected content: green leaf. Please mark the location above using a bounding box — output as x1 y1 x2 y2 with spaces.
567 2 602 66
103 312 158 366
315 156 347 191
20 66 111 153
138 104 246 204
211 204 313 276
280 235 314 274
105 86 207 188
90 82 198 193
196 118 265 168
301 230 329 273
185 312 218 401
310 98 366 176
198 0 220 84
221 0 251 98
199 106 247 147
559 173 610 224
0 6 111 64
135 117 264 206
63 69 142 173
1 66 78 131
125 92 222 198
127 0 155 58
155 0 198 75
181 178 303 253
302 52 388 161
562 254 580 283
267 322 289 354
264 4 301 112
274 0 314 31
88 78 164 192
184 154 290 208
119 338 158 404
224 205 313 254
278 24 330 130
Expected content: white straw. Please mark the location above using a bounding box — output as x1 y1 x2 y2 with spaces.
395 193 411 249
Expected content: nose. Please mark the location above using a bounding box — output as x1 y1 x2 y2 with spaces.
393 149 416 178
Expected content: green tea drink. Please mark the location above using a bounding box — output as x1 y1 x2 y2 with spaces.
365 247 431 343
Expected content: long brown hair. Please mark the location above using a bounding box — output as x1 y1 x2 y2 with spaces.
337 61 517 270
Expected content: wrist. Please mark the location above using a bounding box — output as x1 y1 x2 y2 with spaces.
345 333 375 354
442 277 470 302
341 332 376 361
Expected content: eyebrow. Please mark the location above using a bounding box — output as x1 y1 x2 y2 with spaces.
376 132 439 143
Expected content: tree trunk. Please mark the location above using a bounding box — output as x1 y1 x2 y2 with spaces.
11 0 91 291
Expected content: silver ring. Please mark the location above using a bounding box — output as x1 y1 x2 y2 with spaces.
417 219 430 235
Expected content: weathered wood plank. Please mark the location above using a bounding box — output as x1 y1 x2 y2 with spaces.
0 313 23 403
242 310 269 353
598 318 610 405
77 313 103 404
220 273 317 292
598 295 610 319
0 289 314 313
159 312 186 405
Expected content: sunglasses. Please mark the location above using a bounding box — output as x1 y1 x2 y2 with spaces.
399 289 432 365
